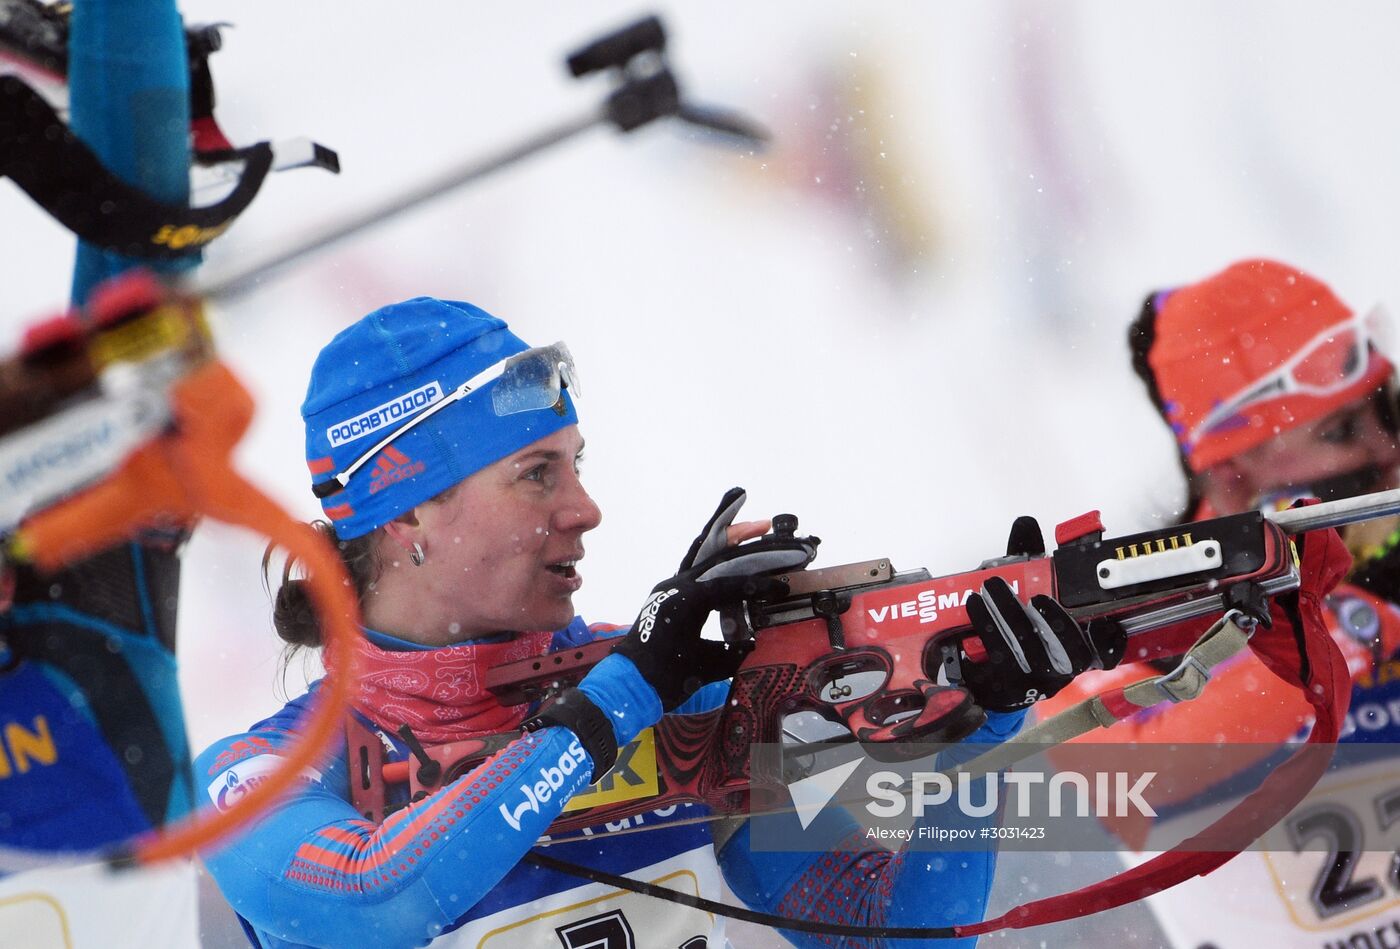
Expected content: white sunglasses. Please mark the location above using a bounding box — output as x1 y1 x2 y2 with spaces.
1186 306 1391 449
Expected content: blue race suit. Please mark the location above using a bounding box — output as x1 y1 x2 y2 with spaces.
0 538 191 856
197 618 1023 948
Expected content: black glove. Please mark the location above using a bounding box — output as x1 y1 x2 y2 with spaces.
960 576 1125 712
613 487 818 710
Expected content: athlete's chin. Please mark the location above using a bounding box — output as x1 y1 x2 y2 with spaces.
519 595 578 633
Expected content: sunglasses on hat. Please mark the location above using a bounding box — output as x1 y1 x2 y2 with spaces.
1187 306 1391 449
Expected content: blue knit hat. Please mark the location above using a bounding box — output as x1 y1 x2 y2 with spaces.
302 297 578 539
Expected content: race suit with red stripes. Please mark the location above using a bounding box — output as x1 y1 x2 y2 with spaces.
196 618 1024 949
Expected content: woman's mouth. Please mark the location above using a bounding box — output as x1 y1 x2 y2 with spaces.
547 561 577 578
545 559 583 590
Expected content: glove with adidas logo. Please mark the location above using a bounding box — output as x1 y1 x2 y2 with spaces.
531 488 818 781
613 487 818 711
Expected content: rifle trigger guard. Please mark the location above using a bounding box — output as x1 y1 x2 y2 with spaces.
810 591 849 650
940 643 963 686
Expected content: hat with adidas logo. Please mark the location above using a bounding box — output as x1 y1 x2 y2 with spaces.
301 297 578 538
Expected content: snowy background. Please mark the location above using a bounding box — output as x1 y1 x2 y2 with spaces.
5 1 1400 945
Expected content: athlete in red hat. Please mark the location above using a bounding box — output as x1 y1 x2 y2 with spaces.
1146 257 1400 538
1040 258 1400 947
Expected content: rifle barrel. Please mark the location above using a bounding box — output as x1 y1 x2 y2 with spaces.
1265 487 1400 535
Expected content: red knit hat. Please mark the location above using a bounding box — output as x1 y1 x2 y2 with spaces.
1150 259 1394 473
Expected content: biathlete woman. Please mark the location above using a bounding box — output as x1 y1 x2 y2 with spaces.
197 296 1118 948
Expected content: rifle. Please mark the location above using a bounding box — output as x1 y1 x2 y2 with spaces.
351 495 1398 834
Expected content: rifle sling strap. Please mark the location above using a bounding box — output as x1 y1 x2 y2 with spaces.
953 611 1253 779
523 850 960 941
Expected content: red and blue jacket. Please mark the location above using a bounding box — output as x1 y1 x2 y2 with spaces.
197 618 1024 948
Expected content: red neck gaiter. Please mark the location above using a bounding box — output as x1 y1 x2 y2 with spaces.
325 630 555 743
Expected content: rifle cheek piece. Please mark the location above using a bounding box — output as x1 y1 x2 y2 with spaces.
522 688 617 783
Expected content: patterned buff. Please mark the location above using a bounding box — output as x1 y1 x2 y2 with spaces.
325 631 556 743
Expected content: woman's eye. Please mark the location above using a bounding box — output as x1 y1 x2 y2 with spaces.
522 464 547 482
574 452 586 474
1319 413 1361 445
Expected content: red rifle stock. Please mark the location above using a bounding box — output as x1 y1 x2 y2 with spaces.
357 504 1336 831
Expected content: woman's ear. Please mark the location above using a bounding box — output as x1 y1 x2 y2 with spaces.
380 507 423 556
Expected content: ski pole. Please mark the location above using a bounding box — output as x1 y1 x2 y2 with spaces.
197 14 766 302
197 110 607 300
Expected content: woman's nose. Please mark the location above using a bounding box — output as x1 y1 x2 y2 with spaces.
555 478 602 533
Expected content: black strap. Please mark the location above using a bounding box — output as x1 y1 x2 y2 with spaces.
522 688 618 780
523 850 960 940
0 75 274 258
12 536 184 650
6 538 187 828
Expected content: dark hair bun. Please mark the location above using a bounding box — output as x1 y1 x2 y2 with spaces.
272 577 322 648
265 519 380 658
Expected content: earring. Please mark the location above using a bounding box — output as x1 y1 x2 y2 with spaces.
410 542 425 567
